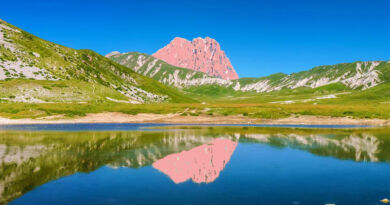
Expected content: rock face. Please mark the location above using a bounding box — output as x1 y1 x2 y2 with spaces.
153 37 239 80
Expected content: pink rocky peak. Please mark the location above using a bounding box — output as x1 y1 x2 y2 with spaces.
153 37 239 80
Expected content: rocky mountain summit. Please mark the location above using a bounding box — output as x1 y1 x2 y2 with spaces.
153 37 238 80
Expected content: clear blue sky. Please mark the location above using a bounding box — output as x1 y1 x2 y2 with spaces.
1 0 389 77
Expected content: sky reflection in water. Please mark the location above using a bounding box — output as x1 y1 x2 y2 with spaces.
0 125 389 205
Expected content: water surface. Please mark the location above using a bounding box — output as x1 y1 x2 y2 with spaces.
0 124 389 204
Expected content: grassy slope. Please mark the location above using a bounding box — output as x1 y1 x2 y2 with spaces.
183 61 390 99
0 79 128 102
0 20 194 103
1 74 389 120
77 50 194 103
109 52 210 81
1 97 390 120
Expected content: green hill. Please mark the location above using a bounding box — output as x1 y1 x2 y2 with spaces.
0 19 193 104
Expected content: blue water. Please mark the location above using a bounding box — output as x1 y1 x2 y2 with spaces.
1 125 388 205
0 123 171 131
10 144 390 205
0 123 369 131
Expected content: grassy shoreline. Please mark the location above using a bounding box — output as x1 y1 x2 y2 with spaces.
0 102 389 120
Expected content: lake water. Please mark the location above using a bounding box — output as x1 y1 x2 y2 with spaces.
0 124 389 205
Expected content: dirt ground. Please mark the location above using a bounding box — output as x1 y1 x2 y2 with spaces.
1 112 389 126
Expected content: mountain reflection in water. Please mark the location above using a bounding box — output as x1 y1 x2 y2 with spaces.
0 126 390 204
153 138 237 183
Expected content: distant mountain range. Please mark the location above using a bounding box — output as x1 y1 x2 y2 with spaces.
109 51 390 93
1 19 389 104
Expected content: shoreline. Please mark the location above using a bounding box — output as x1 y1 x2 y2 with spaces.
0 112 389 127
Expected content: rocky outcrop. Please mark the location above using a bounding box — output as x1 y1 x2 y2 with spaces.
153 37 238 80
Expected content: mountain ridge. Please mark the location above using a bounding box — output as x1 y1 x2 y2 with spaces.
152 37 239 80
107 51 232 88
108 50 390 94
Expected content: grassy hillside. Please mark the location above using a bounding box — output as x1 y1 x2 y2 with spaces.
0 19 194 103
0 79 128 103
235 61 390 92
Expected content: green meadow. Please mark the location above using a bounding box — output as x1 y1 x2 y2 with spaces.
1 81 390 120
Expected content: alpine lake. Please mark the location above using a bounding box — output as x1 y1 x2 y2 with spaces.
0 123 389 205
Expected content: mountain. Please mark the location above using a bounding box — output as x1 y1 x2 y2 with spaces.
2 18 389 105
178 60 390 103
107 51 232 88
234 61 390 93
153 37 239 80
0 19 193 103
187 60 390 96
109 49 390 95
